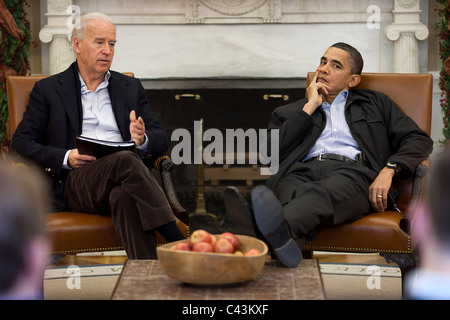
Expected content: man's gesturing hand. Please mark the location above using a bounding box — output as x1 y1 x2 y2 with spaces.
129 110 145 146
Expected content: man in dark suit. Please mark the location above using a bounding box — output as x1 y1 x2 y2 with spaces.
11 12 184 259
225 42 433 268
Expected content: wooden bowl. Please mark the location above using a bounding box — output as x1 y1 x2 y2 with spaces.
157 234 268 285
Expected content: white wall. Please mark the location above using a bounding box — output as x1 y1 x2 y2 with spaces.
113 23 381 79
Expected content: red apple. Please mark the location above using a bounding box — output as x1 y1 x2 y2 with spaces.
172 242 191 251
193 242 213 253
210 234 217 247
190 229 212 246
219 232 239 251
214 238 234 254
245 249 261 256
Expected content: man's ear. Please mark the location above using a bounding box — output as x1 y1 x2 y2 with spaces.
348 74 361 89
73 38 81 54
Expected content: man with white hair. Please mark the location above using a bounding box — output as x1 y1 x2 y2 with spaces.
11 12 185 259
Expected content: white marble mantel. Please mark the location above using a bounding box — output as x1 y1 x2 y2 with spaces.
39 0 429 78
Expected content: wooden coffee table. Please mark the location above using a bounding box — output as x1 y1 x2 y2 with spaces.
111 259 325 300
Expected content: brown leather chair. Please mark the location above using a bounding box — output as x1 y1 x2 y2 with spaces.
303 72 432 290
3 75 189 260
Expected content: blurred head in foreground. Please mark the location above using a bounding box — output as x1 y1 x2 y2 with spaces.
407 151 450 299
0 159 51 300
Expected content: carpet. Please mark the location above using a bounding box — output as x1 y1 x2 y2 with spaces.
43 262 401 300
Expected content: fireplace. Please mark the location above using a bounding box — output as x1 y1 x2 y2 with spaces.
144 78 305 232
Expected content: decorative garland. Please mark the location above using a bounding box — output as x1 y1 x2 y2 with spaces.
436 0 450 144
0 0 30 142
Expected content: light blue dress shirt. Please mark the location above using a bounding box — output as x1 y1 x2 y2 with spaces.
80 71 123 142
304 90 361 162
62 72 148 169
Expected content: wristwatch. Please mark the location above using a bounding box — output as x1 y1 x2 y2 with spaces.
386 161 398 174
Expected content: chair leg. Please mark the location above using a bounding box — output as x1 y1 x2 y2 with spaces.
380 251 418 298
50 254 66 265
302 250 313 259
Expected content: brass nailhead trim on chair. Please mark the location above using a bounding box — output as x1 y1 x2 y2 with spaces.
303 245 412 254
303 237 412 254
50 246 125 255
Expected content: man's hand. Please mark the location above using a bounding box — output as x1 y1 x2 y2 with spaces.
368 167 395 212
129 110 145 146
68 149 96 169
303 71 332 115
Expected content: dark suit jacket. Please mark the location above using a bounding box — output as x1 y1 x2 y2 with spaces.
11 61 170 210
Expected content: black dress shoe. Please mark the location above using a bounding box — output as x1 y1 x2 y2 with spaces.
251 185 302 268
224 186 257 237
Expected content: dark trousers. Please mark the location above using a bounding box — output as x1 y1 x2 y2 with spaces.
64 151 176 259
274 160 378 248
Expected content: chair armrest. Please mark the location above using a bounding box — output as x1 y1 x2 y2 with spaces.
411 158 430 201
1 139 11 161
152 155 189 226
1 139 26 169
400 158 430 234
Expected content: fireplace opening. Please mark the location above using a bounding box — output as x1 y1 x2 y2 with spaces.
144 79 306 233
